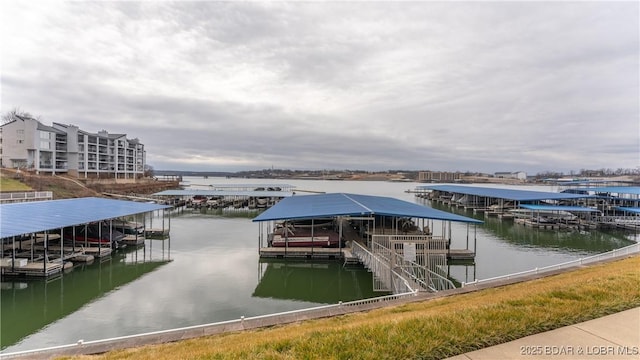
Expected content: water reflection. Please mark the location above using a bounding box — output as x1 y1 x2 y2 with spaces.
0 242 170 350
254 260 388 303
2 178 637 352
427 200 635 254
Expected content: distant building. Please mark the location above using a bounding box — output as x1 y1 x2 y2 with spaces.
0 115 145 179
494 171 527 180
418 171 461 182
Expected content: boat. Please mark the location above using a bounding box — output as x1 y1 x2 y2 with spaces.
275 218 335 230
509 208 577 221
269 232 341 248
63 223 125 247
269 219 341 248
111 220 144 235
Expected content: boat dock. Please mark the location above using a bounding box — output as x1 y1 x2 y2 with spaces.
258 245 475 263
1 197 172 278
413 185 640 231
259 247 343 260
152 184 296 213
259 218 475 263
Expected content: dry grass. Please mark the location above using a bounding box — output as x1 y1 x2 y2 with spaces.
66 256 640 360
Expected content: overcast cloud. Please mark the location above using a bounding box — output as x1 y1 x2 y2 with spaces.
1 1 638 174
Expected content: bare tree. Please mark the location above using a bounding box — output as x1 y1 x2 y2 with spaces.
144 164 155 178
1 107 37 125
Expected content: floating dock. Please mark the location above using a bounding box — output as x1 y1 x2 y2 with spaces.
259 247 343 260
258 246 474 262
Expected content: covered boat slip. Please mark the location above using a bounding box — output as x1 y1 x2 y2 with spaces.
416 184 591 209
606 206 640 230
253 193 482 293
187 183 296 192
153 187 294 211
0 197 172 278
415 184 596 221
513 204 601 230
417 184 640 229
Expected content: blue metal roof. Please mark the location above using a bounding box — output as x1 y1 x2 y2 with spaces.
616 207 640 214
581 187 640 196
153 189 293 197
0 197 171 239
417 185 590 201
519 204 600 212
252 193 482 224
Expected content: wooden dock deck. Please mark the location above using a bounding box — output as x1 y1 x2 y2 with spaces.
259 247 343 260
1 260 68 277
444 249 475 261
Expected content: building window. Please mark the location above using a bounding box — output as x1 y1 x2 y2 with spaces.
40 140 51 150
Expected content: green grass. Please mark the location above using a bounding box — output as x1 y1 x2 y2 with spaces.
68 255 640 360
0 175 32 191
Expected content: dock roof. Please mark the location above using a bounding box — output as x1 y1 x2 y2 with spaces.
616 207 640 214
519 204 600 212
417 185 589 201
153 189 294 197
584 187 640 196
0 197 171 239
252 193 482 223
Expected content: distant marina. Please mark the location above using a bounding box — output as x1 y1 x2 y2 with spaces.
413 184 640 231
1 178 638 352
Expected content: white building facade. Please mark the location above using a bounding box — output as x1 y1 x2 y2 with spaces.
494 171 527 180
0 116 145 179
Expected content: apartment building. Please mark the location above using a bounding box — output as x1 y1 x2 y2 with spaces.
0 115 145 179
418 171 462 182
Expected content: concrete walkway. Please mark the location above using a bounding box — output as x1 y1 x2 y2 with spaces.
446 307 640 360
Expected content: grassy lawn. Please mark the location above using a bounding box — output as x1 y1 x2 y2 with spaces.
0 174 32 191
69 255 640 360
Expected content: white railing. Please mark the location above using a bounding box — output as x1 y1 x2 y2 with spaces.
463 243 640 287
427 268 456 291
4 244 636 358
370 235 454 292
390 253 455 292
0 289 417 359
0 191 53 202
351 241 416 294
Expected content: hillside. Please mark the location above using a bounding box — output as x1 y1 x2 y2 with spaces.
0 169 178 199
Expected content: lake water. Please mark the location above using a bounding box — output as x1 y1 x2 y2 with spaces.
1 178 636 352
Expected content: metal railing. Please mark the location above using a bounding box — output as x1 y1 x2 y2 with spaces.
597 216 640 224
463 243 640 287
0 191 53 203
426 267 456 292
369 234 454 292
3 245 636 358
0 289 417 359
351 241 416 294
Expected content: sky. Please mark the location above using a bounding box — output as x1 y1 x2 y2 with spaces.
1 1 639 174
